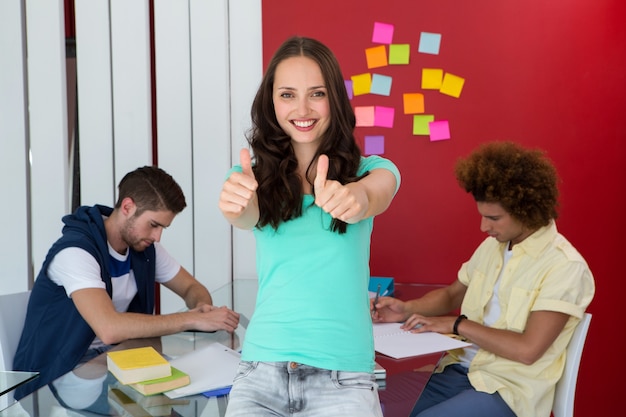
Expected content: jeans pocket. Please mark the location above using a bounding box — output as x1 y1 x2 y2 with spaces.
233 360 258 383
332 370 376 391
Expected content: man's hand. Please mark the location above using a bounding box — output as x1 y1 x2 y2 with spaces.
190 305 241 333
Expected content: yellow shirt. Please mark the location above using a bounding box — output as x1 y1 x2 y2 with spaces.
438 221 595 417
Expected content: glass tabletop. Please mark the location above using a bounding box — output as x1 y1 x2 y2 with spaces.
0 371 39 397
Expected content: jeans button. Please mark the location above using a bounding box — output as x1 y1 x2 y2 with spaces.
290 362 298 369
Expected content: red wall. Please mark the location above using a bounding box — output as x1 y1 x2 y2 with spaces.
263 0 625 415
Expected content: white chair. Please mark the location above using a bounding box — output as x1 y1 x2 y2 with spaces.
552 313 592 417
0 291 31 371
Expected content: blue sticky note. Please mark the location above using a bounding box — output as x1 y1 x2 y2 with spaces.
370 74 392 96
418 32 442 55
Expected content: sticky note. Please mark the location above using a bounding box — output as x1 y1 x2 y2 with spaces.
372 22 394 44
422 68 443 90
364 135 385 155
374 106 395 128
366 46 388 69
403 93 424 114
418 32 442 55
413 115 435 135
440 73 465 98
355 106 375 127
429 120 451 141
351 73 372 96
370 74 392 96
389 44 410 65
344 80 353 100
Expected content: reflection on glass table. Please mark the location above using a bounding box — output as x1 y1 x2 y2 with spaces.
0 372 39 398
0 371 39 412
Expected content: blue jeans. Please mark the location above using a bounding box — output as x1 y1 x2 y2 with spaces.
225 361 383 417
410 364 517 417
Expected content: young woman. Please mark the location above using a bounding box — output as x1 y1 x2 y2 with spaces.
219 36 400 416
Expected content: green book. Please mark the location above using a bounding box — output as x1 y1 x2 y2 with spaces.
128 366 191 396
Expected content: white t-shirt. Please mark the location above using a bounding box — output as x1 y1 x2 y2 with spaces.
458 244 513 367
48 241 180 348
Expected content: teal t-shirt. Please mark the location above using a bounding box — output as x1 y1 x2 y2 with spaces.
234 155 400 372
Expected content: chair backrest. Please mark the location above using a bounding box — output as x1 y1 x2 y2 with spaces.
552 313 592 417
0 291 31 371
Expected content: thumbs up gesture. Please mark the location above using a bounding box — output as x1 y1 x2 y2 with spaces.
314 154 368 224
219 148 259 228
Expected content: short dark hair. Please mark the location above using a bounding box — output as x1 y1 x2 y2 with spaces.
114 166 186 215
455 141 559 229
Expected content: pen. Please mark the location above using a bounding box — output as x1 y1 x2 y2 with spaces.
373 284 381 314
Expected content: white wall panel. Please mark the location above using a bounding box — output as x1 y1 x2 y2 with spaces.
25 0 69 276
109 0 152 184
188 0 233 297
154 0 194 313
229 0 263 281
0 0 31 293
75 0 116 206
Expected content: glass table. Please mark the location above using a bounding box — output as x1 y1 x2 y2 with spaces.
0 280 444 416
0 372 39 399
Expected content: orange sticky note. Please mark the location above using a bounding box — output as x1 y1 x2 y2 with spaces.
365 45 388 69
422 68 443 90
403 93 424 114
440 73 465 98
351 73 372 96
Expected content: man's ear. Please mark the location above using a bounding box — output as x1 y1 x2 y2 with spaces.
120 197 137 217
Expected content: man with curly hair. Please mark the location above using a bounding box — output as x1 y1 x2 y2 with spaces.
372 141 594 417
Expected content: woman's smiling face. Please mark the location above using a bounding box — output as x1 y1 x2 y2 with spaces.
272 56 330 149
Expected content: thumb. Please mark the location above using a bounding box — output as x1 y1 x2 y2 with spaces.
240 148 255 179
314 154 329 193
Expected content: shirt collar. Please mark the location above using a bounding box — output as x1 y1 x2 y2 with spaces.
510 220 557 258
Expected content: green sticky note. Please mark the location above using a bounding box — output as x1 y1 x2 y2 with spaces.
413 115 435 135
388 44 410 65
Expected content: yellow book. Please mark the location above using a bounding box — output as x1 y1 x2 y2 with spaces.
107 346 171 385
128 366 191 396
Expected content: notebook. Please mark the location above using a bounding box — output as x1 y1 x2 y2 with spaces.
373 322 471 359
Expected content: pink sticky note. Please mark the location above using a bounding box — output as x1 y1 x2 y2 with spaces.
364 135 385 155
355 106 375 127
429 120 451 141
374 106 395 128
372 22 394 44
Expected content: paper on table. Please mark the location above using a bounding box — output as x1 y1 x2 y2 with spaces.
373 322 471 359
164 342 240 399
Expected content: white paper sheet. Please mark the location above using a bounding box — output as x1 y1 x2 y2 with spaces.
373 322 471 359
164 342 240 399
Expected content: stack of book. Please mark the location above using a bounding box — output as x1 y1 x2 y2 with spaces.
107 346 190 396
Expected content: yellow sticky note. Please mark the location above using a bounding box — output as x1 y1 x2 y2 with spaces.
403 93 424 114
388 44 410 65
422 68 443 90
365 45 388 69
440 72 465 98
351 73 372 96
413 115 435 135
